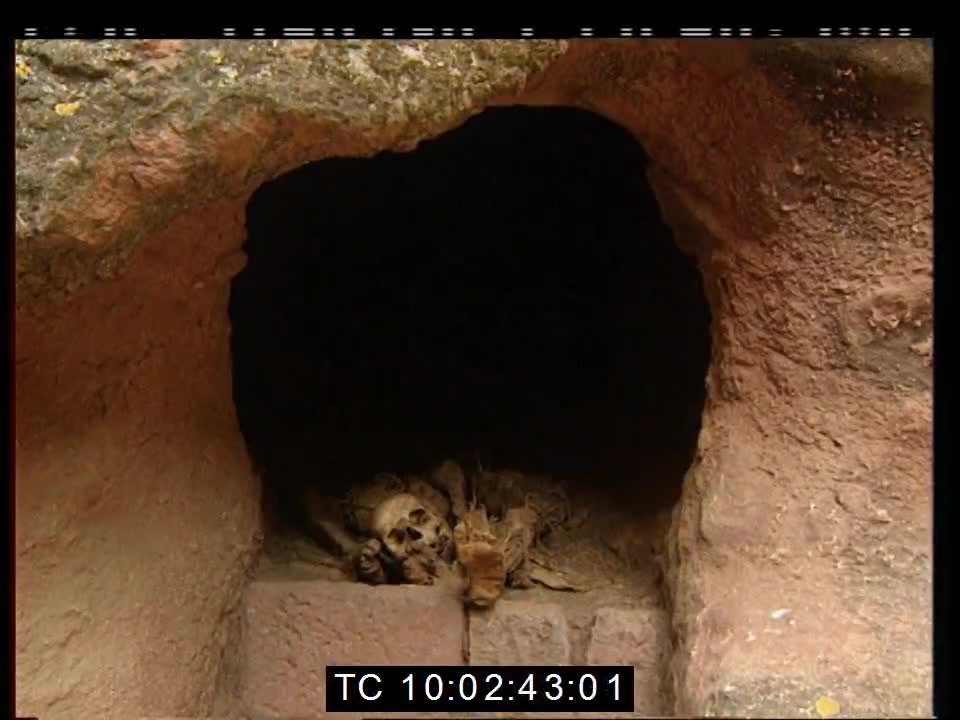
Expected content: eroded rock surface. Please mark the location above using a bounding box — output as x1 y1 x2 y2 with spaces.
15 39 565 306
15 38 932 720
15 39 562 720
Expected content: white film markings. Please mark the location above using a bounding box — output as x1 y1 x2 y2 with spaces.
819 27 912 37
377 26 470 37
678 27 751 37
274 27 356 38
23 25 924 40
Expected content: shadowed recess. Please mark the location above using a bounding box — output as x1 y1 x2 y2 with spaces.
228 106 712 524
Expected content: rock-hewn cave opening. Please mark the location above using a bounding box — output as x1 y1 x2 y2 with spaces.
228 106 711 592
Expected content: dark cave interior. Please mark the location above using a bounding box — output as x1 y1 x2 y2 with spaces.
228 106 712 531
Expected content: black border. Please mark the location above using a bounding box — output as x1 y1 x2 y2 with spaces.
326 665 635 713
6 34 16 720
7 25 937 40
931 37 952 720
8 28 947 720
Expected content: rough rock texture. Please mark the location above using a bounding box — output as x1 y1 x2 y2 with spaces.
751 39 933 120
468 600 571 665
489 39 932 717
585 607 671 716
15 197 262 720
14 39 564 307
15 38 932 719
14 39 562 720
241 581 464 719
238 584 666 719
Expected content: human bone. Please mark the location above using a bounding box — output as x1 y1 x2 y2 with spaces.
344 473 407 534
345 472 452 534
406 477 452 522
311 519 361 559
371 493 454 565
401 549 441 585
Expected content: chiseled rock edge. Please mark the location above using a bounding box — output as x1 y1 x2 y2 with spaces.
14 39 566 306
14 38 931 307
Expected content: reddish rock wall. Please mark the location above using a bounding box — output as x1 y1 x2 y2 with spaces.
15 38 932 719
507 41 932 716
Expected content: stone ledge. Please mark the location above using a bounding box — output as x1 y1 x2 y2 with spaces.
585 607 670 716
468 599 571 665
241 580 465 719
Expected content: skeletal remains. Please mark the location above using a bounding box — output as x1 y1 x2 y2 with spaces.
309 459 570 607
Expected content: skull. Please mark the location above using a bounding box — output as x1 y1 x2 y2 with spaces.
371 493 453 564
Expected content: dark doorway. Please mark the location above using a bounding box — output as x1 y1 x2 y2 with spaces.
228 106 711 525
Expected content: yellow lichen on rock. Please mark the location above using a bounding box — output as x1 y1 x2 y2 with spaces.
54 101 80 117
815 695 840 718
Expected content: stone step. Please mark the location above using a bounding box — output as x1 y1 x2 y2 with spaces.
469 599 571 665
239 580 465 719
585 606 671 716
237 579 668 718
